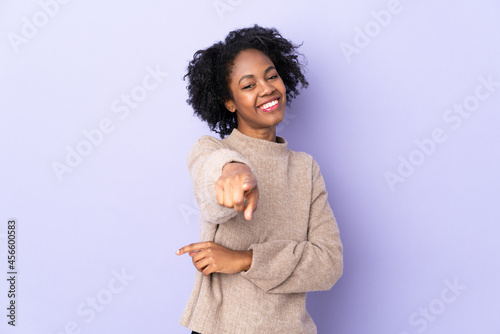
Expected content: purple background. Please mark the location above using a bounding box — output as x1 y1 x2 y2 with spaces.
1 0 499 333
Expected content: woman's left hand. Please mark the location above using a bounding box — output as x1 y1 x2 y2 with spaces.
176 242 252 276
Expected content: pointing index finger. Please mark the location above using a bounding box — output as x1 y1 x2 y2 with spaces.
176 242 209 255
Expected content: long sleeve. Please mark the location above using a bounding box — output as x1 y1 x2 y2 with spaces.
187 135 252 224
241 159 343 293
181 130 343 334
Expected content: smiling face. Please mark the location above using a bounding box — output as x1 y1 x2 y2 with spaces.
225 49 287 141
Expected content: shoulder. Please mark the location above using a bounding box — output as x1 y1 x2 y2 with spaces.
288 149 324 178
187 134 247 169
288 149 316 166
189 135 229 153
194 135 224 146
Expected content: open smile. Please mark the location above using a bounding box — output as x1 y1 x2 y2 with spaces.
257 97 280 112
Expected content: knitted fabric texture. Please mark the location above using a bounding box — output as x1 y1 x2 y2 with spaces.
180 129 343 334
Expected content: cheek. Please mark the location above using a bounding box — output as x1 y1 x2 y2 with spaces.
279 80 286 94
235 94 256 111
273 79 286 99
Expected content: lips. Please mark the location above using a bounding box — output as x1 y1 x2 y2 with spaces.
257 97 280 112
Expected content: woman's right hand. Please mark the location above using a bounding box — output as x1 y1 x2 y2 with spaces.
215 162 258 220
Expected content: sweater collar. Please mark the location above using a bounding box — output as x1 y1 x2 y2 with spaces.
224 128 288 158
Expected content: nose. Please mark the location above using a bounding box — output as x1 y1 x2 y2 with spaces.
260 80 275 96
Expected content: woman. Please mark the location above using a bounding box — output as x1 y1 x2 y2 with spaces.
176 25 343 334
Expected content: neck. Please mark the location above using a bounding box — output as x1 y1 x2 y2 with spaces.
236 125 277 142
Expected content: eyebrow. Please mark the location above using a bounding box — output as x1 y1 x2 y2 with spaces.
238 66 276 85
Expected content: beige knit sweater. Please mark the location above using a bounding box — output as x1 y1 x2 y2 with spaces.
180 129 343 334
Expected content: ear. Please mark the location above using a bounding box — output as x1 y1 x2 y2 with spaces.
224 100 236 113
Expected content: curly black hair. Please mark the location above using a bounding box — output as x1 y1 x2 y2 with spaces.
184 25 309 138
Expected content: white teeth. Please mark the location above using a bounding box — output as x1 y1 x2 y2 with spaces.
260 99 278 109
